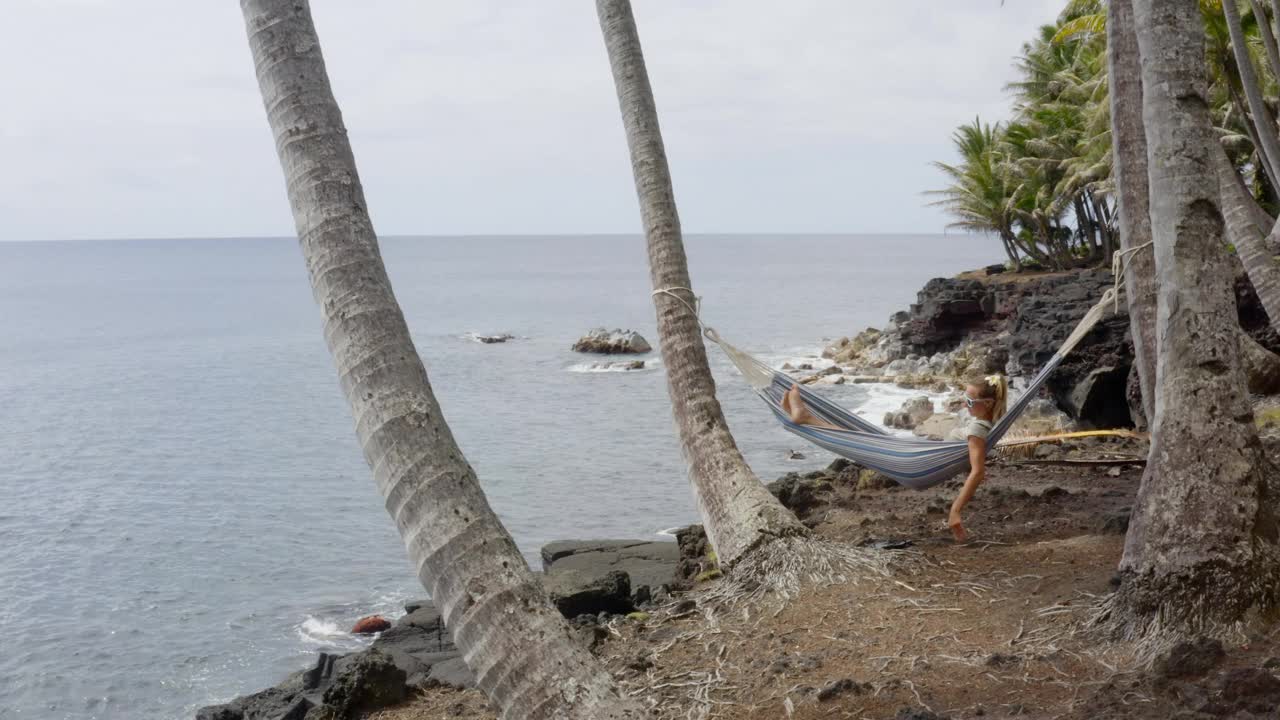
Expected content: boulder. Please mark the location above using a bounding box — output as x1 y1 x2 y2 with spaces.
883 396 934 430
912 413 960 440
540 539 679 593
472 333 514 344
321 650 407 718
350 616 390 635
572 328 652 354
195 687 298 720
543 569 633 618
766 473 834 521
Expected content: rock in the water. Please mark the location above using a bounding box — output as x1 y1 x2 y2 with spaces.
472 333 514 344
540 539 679 593
321 650 407 718
543 569 633 618
583 359 646 371
884 396 934 430
787 449 806 460
350 615 391 635
195 687 303 720
572 328 652 354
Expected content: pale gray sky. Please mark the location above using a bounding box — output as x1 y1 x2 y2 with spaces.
1 1 1064 241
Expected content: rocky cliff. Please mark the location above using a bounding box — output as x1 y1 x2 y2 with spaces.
825 266 1279 428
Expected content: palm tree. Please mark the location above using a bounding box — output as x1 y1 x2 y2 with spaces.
1105 0 1280 637
238 2 642 717
593 0 811 571
1217 146 1280 328
1222 0 1280 186
1107 0 1158 426
927 119 1027 270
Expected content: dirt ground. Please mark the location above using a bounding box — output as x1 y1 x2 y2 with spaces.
367 440 1280 720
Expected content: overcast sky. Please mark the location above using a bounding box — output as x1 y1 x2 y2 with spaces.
1 1 1064 241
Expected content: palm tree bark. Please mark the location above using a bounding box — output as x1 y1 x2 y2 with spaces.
1218 147 1280 329
595 0 809 568
1114 0 1280 632
1107 0 1158 426
239 3 641 717
1224 0 1280 188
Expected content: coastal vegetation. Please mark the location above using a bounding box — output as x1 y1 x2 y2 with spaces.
931 0 1280 277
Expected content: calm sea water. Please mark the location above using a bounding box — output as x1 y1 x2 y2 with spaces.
0 234 997 720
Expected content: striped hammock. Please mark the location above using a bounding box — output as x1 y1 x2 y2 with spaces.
677 284 1123 490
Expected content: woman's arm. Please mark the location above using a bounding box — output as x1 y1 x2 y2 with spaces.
948 436 987 543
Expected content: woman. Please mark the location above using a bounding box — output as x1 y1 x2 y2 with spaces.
781 374 1007 543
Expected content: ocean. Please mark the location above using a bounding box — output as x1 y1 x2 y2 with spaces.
0 234 998 719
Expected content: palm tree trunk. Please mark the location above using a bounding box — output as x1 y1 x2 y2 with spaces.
1000 231 1023 272
1107 0 1158 427
1250 0 1280 85
594 0 809 569
1227 83 1280 197
1073 196 1100 261
1090 192 1116 265
1112 0 1280 633
239 3 641 717
1218 147 1280 329
1224 0 1280 187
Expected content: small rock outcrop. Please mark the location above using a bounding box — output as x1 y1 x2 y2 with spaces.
544 570 633 618
195 600 472 720
539 539 680 617
572 328 652 354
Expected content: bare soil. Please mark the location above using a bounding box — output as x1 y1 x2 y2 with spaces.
368 442 1280 720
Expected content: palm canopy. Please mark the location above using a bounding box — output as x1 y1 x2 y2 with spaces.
932 0 1280 269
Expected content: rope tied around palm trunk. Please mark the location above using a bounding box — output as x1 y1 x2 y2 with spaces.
652 286 725 345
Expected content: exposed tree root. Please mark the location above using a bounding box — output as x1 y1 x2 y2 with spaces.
1081 567 1280 668
706 536 922 609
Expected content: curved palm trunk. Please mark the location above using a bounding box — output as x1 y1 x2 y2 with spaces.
239 3 640 717
1114 0 1280 633
1218 147 1280 329
1250 0 1280 86
1224 0 1280 188
1107 0 1158 427
594 0 809 568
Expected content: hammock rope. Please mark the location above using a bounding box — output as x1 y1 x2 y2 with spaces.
651 251 1150 490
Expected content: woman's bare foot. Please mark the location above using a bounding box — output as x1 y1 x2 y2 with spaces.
784 385 817 425
948 512 969 543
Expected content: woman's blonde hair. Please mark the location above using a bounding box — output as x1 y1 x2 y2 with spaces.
967 374 1008 422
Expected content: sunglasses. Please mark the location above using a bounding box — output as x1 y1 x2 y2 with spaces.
964 397 991 409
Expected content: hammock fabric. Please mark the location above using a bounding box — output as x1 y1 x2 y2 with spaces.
686 284 1122 491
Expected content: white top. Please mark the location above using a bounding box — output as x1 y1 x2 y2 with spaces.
950 417 992 442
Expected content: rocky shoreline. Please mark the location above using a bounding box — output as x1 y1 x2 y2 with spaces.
199 266 1280 720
